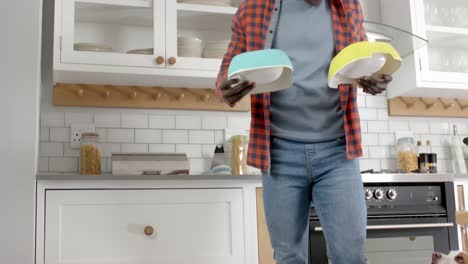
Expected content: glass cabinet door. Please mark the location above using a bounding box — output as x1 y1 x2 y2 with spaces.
417 0 468 83
60 0 165 68
165 0 240 71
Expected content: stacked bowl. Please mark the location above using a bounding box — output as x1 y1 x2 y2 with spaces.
178 36 203 58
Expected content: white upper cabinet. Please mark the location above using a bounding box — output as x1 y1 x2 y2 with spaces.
53 0 240 88
381 0 468 98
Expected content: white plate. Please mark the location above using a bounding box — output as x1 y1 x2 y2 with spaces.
126 48 153 55
74 43 113 52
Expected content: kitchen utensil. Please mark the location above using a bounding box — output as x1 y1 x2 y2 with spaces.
328 41 401 88
228 49 294 94
211 145 225 169
111 153 189 176
74 43 113 52
451 125 467 174
210 165 232 175
463 137 468 146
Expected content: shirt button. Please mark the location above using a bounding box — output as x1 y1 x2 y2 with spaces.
269 30 273 34
275 8 278 11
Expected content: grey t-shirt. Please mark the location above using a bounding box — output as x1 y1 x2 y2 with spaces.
270 0 345 142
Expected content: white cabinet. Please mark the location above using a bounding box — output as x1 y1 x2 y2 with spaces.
381 0 468 98
43 188 245 264
54 0 238 88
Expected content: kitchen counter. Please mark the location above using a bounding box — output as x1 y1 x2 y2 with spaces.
37 173 455 183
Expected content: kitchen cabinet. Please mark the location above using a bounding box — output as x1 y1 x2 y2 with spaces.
455 179 468 251
54 0 237 88
381 0 468 98
42 188 245 264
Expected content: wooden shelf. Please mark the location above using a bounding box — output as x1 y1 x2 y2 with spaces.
77 0 152 8
177 3 237 15
389 96 468 117
53 83 250 112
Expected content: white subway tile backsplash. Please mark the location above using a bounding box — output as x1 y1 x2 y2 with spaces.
389 121 409 132
189 158 211 173
357 95 366 107
135 129 162 143
362 134 379 146
94 113 121 128
369 146 391 159
63 144 80 157
360 121 368 133
429 122 450 135
368 121 389 133
49 157 78 172
421 135 442 147
121 144 148 153
101 158 107 173
377 109 389 121
215 130 225 145
360 159 381 171
149 115 175 129
203 116 228 130
50 128 70 142
149 144 176 153
40 142 63 157
176 116 201 129
362 147 369 159
38 157 49 172
122 114 148 128
40 127 49 141
379 134 395 146
410 121 430 134
41 112 64 127
65 113 93 126
189 130 215 144
365 96 387 109
107 129 134 143
101 143 121 158
381 159 397 170
176 144 202 158
359 108 378 121
454 123 468 135
228 117 251 130
96 128 107 143
163 130 189 144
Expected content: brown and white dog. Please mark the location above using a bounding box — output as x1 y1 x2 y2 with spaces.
432 251 468 264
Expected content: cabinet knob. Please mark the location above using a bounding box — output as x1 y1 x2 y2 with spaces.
144 225 154 236
168 57 177 65
155 56 165 65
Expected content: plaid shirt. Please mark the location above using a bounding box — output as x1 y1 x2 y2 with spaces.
217 0 367 172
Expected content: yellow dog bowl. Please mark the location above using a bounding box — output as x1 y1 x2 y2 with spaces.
328 41 401 88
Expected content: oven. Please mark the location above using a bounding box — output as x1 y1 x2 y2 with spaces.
308 175 458 264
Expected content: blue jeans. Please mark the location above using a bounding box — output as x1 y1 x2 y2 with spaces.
262 137 367 264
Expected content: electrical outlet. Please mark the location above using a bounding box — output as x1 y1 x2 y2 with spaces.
71 123 96 149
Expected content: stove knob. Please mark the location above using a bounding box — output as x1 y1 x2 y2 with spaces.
387 189 398 200
374 188 385 200
365 189 373 200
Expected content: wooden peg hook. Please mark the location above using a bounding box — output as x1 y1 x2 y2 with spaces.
438 98 455 110
419 97 436 109
77 89 84 97
455 99 468 110
398 97 415 109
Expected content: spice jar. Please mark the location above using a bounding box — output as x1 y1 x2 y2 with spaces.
80 132 101 175
396 137 418 173
231 135 247 175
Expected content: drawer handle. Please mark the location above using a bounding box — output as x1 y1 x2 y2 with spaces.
144 225 154 236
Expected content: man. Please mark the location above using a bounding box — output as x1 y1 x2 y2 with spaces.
216 0 392 263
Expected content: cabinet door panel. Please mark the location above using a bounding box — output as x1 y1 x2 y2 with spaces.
45 189 245 264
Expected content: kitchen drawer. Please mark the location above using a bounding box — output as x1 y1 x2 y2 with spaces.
44 189 245 264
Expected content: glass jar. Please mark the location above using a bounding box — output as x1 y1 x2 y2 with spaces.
230 135 247 175
80 132 101 175
396 137 418 173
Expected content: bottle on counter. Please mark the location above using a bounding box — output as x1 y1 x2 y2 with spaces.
80 132 101 175
417 140 430 173
451 125 467 174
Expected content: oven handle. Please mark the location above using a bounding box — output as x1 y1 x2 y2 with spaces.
314 223 454 232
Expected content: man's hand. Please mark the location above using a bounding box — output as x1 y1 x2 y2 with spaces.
357 74 393 95
221 77 255 106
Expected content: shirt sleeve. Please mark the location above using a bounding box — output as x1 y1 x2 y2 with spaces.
356 2 368 42
215 5 246 98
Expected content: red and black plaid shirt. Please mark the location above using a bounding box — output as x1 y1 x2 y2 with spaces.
217 0 367 172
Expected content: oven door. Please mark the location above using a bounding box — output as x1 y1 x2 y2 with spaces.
309 217 457 264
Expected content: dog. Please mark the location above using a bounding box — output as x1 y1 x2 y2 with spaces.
432 251 468 263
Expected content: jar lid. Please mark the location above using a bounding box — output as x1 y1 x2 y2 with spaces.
81 132 99 139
